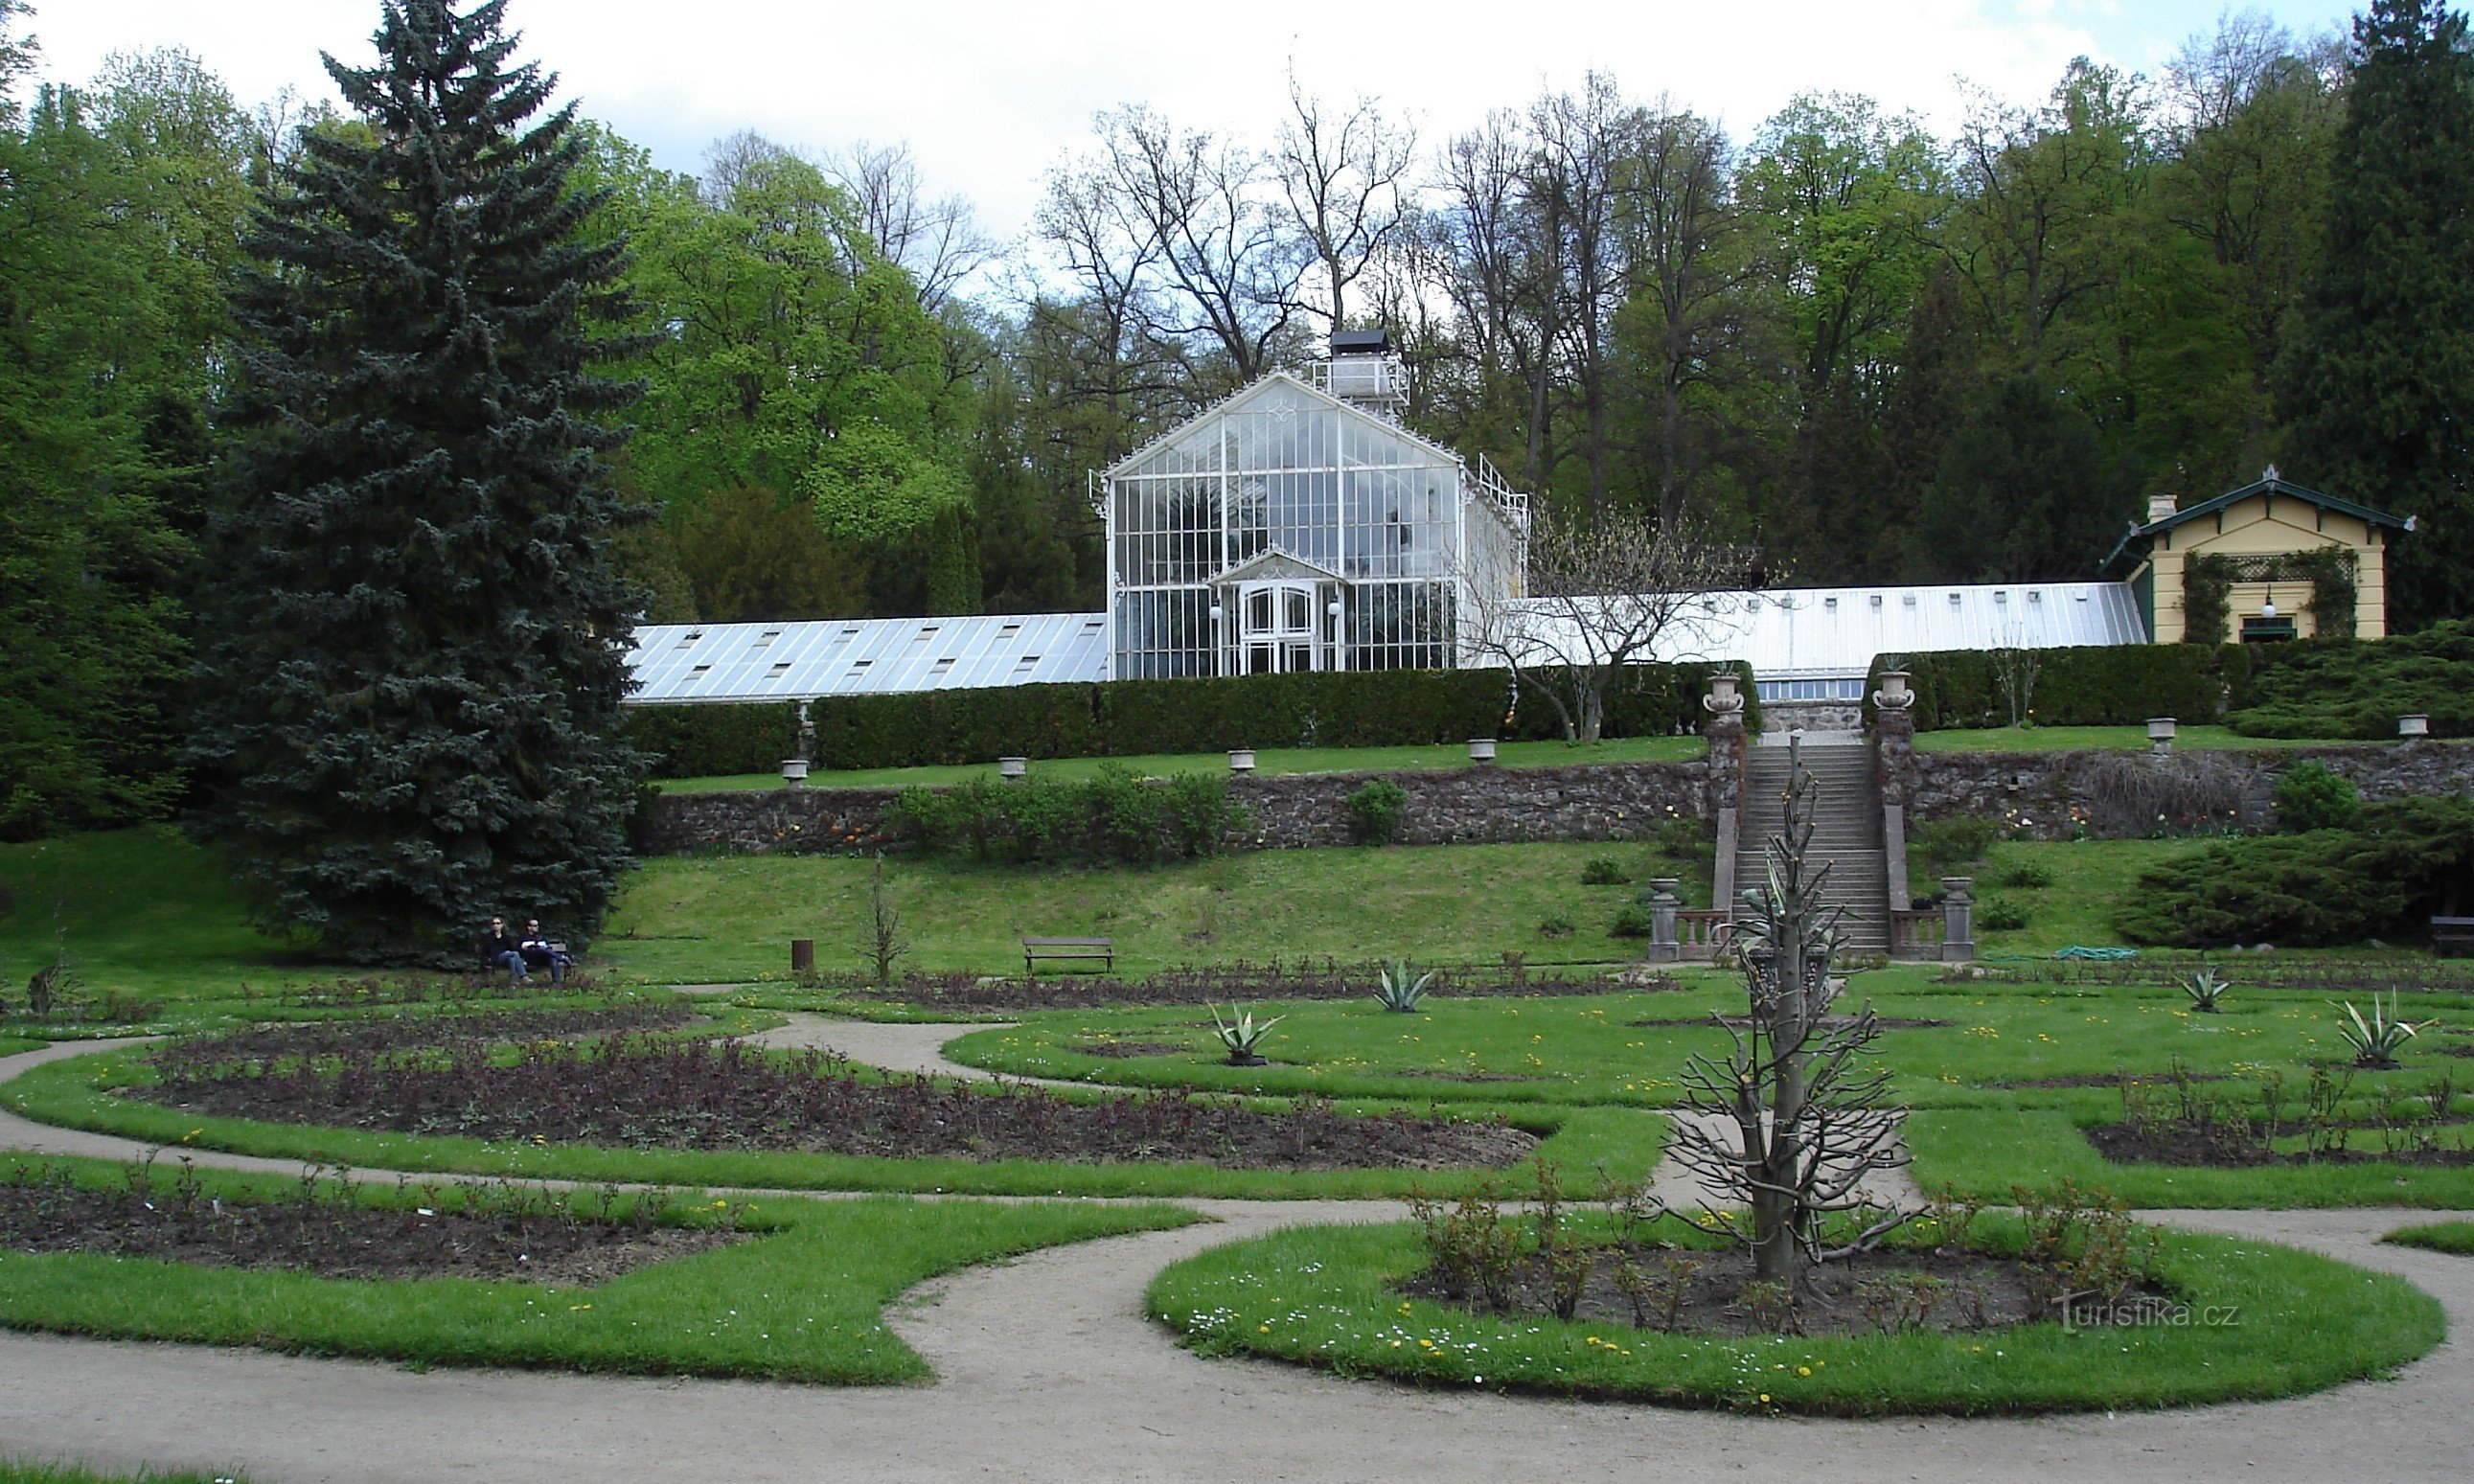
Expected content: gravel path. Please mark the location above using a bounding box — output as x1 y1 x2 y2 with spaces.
0 1038 2464 1483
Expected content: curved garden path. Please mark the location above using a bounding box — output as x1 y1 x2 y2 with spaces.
0 1040 2466 1482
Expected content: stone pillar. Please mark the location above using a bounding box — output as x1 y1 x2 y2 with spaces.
1872 696 1916 912
1644 878 1682 964
1702 683 1747 913
1939 877 1977 963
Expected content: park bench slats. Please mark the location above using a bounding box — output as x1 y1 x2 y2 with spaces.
1022 936 1113 974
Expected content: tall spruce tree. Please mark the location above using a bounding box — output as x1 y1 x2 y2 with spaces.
2279 0 2474 626
193 0 645 961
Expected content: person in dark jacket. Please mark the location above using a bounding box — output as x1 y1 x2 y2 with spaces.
519 919 572 984
480 917 526 982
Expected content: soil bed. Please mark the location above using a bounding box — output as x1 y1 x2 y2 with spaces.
156 1004 699 1068
134 1034 1533 1172
2088 1121 2474 1167
1065 1039 1192 1059
811 964 1651 1012
1628 1015 1949 1031
1403 1241 2052 1337
0 1163 740 1284
1993 1071 2230 1090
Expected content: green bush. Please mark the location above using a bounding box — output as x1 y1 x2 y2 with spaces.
2228 619 2474 739
2114 796 2474 947
1910 815 1997 879
622 702 800 779
1345 779 1409 844
1867 646 2226 731
1977 895 2031 931
2271 761 2360 833
1579 856 1631 885
1991 857 2055 889
635 661 1760 778
1609 902 1655 937
885 768 1238 865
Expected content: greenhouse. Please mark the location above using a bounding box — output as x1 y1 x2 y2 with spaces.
1099 334 1529 680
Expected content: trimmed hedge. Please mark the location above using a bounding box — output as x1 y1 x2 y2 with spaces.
2226 620 2474 739
1866 645 2228 731
623 702 800 779
628 662 1757 778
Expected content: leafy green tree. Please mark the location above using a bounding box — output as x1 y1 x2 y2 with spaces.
922 501 982 615
192 0 646 960
671 484 864 622
0 4 199 838
2279 0 2474 626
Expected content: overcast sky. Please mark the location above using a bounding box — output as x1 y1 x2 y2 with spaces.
36 1 2361 240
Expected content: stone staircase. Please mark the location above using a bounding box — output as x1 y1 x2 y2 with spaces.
1733 736 1890 955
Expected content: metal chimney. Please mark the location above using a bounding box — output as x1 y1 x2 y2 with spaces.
1325 329 1403 409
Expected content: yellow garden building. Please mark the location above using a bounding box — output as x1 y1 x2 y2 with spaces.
2107 469 2414 645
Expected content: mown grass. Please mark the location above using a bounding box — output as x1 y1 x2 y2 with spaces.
1144 1216 2443 1414
1911 725 2371 753
0 829 318 1006
660 735 1706 793
605 839 1713 981
933 964 2474 1114
1904 1107 2474 1208
0 1153 1193 1381
3 1047 1665 1200
2382 1220 2474 1255
0 1463 242 1484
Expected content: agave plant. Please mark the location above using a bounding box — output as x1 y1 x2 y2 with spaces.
1208 1003 1284 1065
1373 958 1435 1013
2333 992 2435 1070
2182 967 2232 1014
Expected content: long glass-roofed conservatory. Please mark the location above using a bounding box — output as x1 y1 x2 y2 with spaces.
1101 341 1529 679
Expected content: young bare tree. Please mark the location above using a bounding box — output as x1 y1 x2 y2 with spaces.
857 853 911 989
1272 69 1417 332
1461 507 1750 743
823 139 996 312
1666 740 1913 1285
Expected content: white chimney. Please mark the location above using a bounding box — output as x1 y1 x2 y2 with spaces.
2146 491 2179 524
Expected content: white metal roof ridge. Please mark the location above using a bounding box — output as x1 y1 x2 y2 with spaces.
1097 370 1510 496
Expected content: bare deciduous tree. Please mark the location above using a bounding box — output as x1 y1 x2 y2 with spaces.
1666 742 1913 1285
824 139 997 312
1462 507 1750 743
1272 69 1416 331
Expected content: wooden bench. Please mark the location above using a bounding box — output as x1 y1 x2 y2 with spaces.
2432 918 2474 956
1023 936 1114 975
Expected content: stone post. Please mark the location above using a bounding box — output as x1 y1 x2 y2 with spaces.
1644 878 1682 964
1939 877 1977 963
1871 677 1917 912
1702 679 1748 913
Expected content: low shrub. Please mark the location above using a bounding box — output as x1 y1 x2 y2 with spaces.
1976 896 2031 932
2229 619 2474 739
887 767 1239 865
1580 856 1631 885
1991 858 2055 889
1345 779 1409 844
1609 902 1655 938
2077 750 2265 836
2272 761 2360 833
1536 914 1577 939
2114 796 2474 947
1911 816 1996 879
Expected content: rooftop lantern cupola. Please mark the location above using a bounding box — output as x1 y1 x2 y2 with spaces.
1325 329 1405 412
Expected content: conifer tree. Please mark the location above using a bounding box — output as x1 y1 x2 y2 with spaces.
2279 0 2474 626
923 503 983 615
192 0 645 961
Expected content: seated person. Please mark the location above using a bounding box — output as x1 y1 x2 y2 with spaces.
519 919 573 984
480 917 527 982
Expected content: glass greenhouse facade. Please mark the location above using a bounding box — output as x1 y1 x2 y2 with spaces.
1101 372 1529 680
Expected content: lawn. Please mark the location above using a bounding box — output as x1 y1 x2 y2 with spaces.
659 735 1705 793
2383 1220 2474 1255
0 1153 1192 1381
1911 725 2377 753
1145 1216 2444 1414
0 1465 242 1484
0 828 315 1006
603 838 1713 981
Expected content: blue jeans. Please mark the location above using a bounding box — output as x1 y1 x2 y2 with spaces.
493 950 528 982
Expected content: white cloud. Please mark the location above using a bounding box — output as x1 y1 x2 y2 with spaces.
30 0 2350 243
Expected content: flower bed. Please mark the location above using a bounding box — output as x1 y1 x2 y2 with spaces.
784 961 1653 1014
134 1033 1533 1172
0 1158 740 1284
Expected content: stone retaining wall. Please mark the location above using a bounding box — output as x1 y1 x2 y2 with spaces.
639 760 1710 856
1890 741 2474 839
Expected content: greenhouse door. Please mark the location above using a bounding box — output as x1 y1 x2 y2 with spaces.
1238 582 1322 674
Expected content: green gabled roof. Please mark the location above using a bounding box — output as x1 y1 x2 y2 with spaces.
2101 473 2412 571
